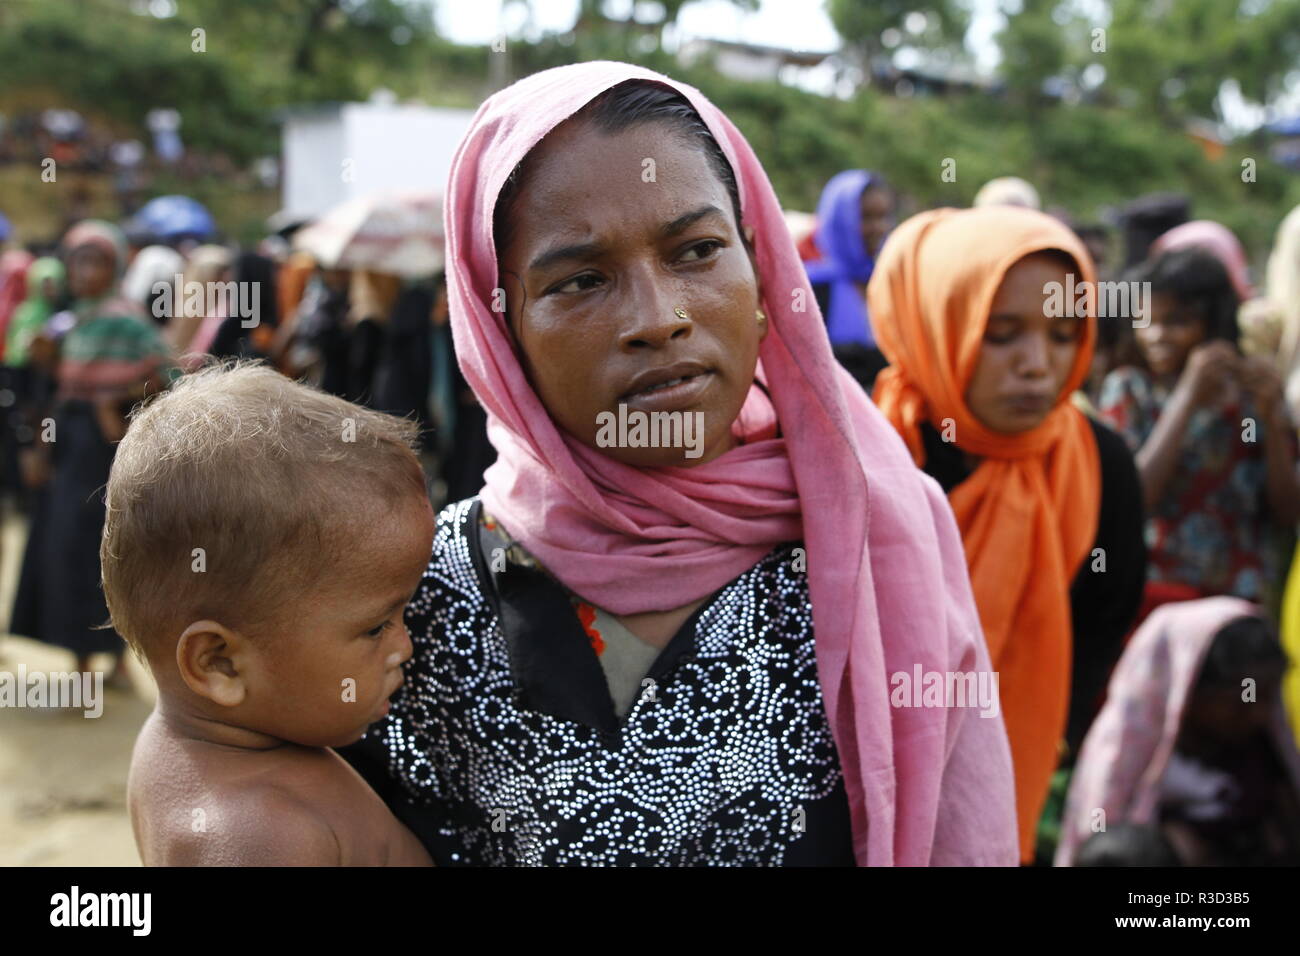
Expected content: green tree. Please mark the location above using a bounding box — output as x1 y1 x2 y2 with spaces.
1102 0 1300 123
826 0 971 84
996 0 1071 102
179 0 438 102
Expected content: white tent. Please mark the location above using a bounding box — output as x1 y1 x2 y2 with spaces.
279 99 475 224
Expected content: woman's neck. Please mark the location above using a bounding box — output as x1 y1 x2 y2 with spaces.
612 599 709 651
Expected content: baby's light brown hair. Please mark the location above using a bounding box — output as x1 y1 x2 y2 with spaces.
101 361 427 663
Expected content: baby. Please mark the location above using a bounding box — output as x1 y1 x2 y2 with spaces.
105 362 434 865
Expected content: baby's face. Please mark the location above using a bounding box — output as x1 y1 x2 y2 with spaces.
243 492 436 748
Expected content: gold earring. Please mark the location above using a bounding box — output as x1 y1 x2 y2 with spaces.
674 307 689 320
756 308 766 323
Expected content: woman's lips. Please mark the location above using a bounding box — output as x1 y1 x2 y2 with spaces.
621 371 713 412
1003 394 1052 414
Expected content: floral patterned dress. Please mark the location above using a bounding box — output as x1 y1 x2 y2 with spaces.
1098 366 1293 603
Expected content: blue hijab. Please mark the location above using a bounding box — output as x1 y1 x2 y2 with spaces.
804 170 886 347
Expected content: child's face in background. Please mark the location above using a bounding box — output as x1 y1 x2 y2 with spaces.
232 492 435 748
1135 292 1207 379
965 253 1084 434
68 245 114 299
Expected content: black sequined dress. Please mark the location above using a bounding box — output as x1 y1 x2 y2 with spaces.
337 497 856 866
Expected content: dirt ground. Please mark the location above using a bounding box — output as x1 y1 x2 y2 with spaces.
0 508 150 866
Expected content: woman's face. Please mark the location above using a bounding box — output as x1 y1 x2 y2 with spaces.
860 186 892 259
497 117 766 468
965 253 1084 434
1134 292 1207 379
68 245 115 299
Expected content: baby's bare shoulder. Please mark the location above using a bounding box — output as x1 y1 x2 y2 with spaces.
129 719 343 866
129 717 429 866
140 779 343 867
209 787 343 866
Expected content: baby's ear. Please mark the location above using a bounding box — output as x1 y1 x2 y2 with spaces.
175 620 249 708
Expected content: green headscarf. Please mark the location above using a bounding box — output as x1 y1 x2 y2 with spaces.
3 256 65 367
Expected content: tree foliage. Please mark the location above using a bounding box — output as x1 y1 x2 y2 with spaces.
995 0 1300 124
0 0 1295 261
827 0 970 68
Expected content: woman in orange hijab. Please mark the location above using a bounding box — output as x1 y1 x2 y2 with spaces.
869 206 1147 862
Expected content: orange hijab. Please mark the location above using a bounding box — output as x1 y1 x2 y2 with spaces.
869 206 1102 861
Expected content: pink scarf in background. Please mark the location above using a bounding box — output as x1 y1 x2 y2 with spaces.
443 60 1017 865
1150 220 1255 302
0 250 35 356
1055 596 1300 866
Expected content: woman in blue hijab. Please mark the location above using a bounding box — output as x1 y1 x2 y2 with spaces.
804 170 894 388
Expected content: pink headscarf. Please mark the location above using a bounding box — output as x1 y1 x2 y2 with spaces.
444 61 1017 865
1055 596 1300 865
0 249 35 355
1150 220 1254 302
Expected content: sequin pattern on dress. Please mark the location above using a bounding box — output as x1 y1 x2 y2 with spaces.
364 498 844 865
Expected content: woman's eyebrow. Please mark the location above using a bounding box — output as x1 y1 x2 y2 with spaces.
659 204 726 238
526 205 725 272
529 240 605 273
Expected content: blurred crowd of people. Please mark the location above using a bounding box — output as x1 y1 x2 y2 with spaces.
0 218 491 690
797 170 1300 865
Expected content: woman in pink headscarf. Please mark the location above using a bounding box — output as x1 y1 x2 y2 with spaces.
338 62 1017 866
1057 597 1300 866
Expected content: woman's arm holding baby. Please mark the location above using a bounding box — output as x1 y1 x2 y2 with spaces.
231 790 345 865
